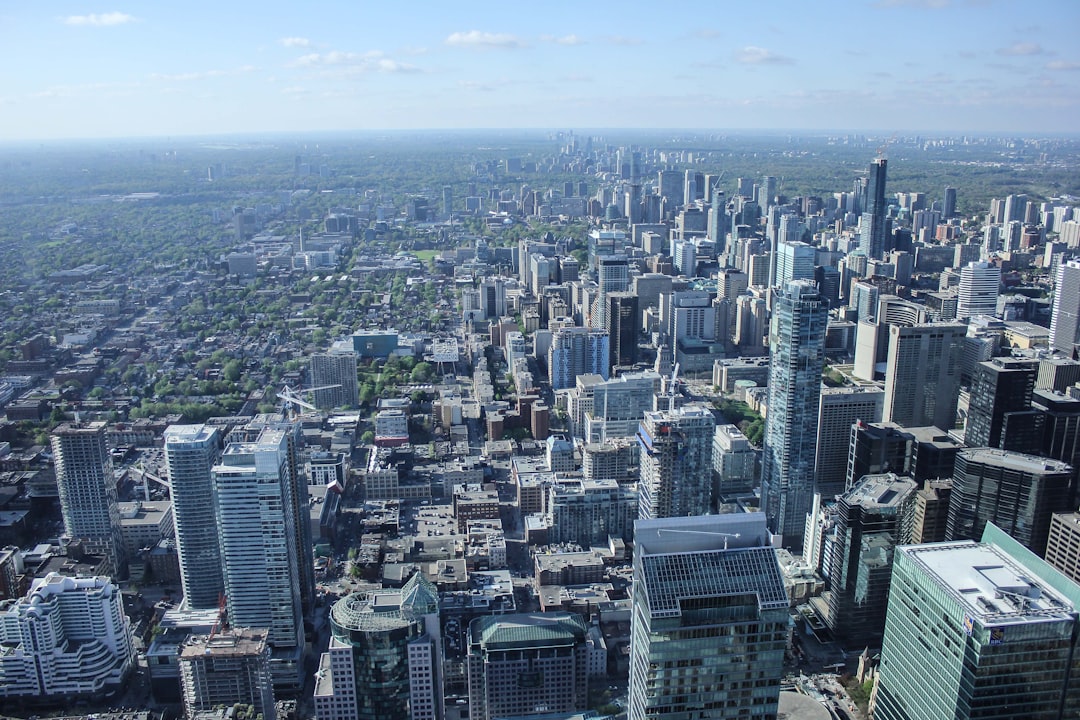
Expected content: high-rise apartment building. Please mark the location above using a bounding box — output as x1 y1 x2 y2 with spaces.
874 531 1080 720
548 326 610 390
881 322 965 430
638 406 716 520
179 628 276 720
468 612 588 720
544 477 637 547
762 280 828 547
592 254 630 328
815 386 885 499
213 428 305 691
712 423 758 496
1050 259 1080 357
309 351 359 409
946 448 1073 555
164 424 224 609
628 514 788 720
51 422 125 577
956 260 1001 319
0 573 136 701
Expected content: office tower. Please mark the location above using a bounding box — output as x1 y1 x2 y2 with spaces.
760 175 778 209
734 294 768 350
815 265 841 308
0 574 136 701
859 157 887 260
1051 260 1080 357
164 424 224 609
1032 388 1080 479
1038 356 1080 392
946 448 1072 554
906 425 963 481
846 421 912 488
905 478 953 544
548 326 610 390
774 240 815 288
882 322 965 430
712 423 758 496
179 629 277 720
629 514 788 720
943 186 957 218
478 277 507 319
816 387 885 498
468 612 588 720
605 291 639 371
956 261 1001 319
965 358 1038 450
638 405 717 520
849 281 880 322
309 351 359 410
874 532 1080 720
544 478 637 546
315 573 441 720
213 429 305 690
823 473 916 647
661 291 719 358
684 170 704 204
762 280 828 547
1045 511 1080 584
658 169 684 207
51 422 125 577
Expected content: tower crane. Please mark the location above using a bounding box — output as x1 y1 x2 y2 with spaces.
277 384 341 418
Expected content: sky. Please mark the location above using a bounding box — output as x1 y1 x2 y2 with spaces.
2 0 1079 140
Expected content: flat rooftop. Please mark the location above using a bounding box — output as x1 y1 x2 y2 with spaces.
903 541 1076 626
959 448 1072 475
844 473 917 511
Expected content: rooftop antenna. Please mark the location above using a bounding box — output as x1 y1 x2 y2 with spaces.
656 528 741 550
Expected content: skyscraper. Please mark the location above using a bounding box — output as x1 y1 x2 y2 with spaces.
638 405 717 520
179 628 276 720
815 386 885 498
164 424 223 609
309 351 359 409
946 448 1072 555
873 530 1080 720
774 240 816 288
762 280 828 547
964 357 1038 450
859 157 887 260
881 322 965 430
822 473 916 648
51 422 125 577
956 260 1001 319
548 326 610 390
628 514 788 720
1050 259 1080 357
605 291 639 371
592 254 630 328
213 428 305 691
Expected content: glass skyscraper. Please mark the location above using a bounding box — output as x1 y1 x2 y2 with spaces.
874 526 1080 720
859 157 888 260
629 514 789 720
762 280 828 549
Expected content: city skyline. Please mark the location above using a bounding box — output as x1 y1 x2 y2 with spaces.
2 1 1080 141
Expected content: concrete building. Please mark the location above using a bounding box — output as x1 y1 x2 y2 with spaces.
882 323 965 431
51 422 125 577
549 326 610 390
956 261 1001 320
815 386 885 499
374 409 410 447
310 351 360 409
164 424 224 609
874 529 1080 720
1045 511 1080 584
1051 260 1080 356
964 358 1039 451
629 514 788 720
467 612 589 720
712 424 758 496
638 406 717 520
178 628 276 720
0 573 135 701
545 478 637 547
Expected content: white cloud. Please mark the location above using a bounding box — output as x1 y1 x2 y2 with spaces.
1046 60 1080 71
540 34 585 46
63 11 136 26
996 42 1045 56
280 37 311 48
602 35 644 46
445 31 524 49
290 50 419 74
734 46 794 65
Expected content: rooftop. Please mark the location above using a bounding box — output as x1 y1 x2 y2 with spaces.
843 473 917 512
470 611 587 650
959 447 1072 475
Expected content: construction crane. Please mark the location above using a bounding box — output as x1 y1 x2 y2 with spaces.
135 464 171 501
277 384 341 418
208 592 228 642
